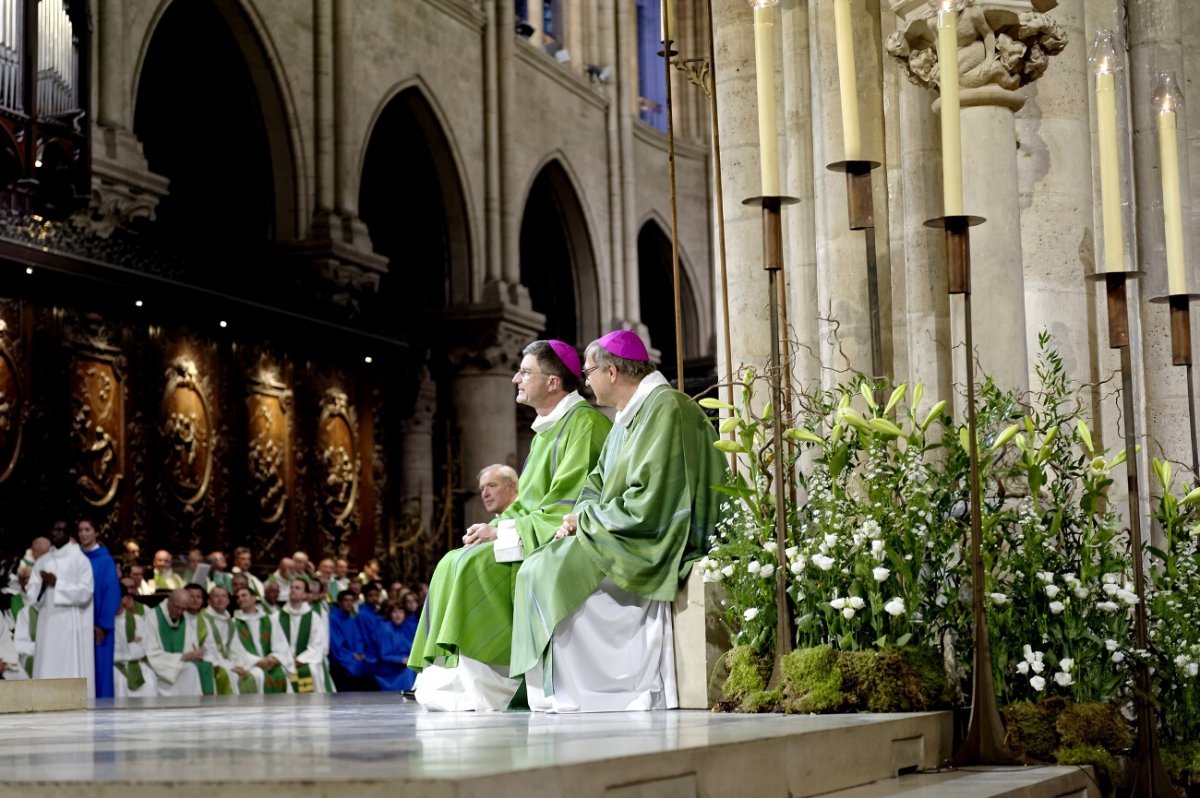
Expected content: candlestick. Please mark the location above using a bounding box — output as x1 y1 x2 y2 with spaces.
660 0 675 43
1091 31 1124 273
1154 71 1187 295
935 0 963 216
750 0 781 196
833 0 862 161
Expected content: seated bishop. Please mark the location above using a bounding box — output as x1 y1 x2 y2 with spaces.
509 331 725 712
410 339 611 711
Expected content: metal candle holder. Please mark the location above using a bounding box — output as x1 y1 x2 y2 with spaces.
1090 271 1178 798
827 159 886 388
1148 292 1200 479
923 212 1017 766
744 193 799 685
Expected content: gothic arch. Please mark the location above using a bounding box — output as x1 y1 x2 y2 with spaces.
360 82 473 308
133 0 303 242
518 155 601 344
637 216 704 378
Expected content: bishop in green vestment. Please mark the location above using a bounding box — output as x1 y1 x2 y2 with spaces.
411 339 610 711
509 331 726 711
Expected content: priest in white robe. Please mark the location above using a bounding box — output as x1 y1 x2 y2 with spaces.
143 589 209 696
113 589 157 698
25 520 95 695
0 606 24 680
202 585 241 694
230 586 294 693
279 578 333 693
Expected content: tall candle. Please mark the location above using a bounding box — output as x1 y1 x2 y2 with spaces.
753 3 780 196
660 0 675 42
834 0 862 161
936 3 963 216
1095 69 1124 272
1159 107 1186 294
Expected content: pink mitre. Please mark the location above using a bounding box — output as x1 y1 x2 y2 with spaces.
596 330 650 362
547 339 582 377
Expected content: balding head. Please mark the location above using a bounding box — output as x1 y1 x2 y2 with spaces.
166 589 189 621
30 537 51 560
153 550 172 571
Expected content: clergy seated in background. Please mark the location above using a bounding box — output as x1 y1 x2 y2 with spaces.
202 586 241 694
207 551 233 592
328 590 376 692
230 585 293 693
266 557 298 604
79 519 120 699
113 584 157 698
144 589 214 696
147 550 184 593
510 331 726 713
374 599 416 692
261 581 282 614
411 339 611 712
27 520 96 695
232 547 266 597
280 578 333 693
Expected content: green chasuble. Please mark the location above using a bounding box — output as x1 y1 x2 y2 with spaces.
410 398 611 671
509 383 726 680
234 615 290 693
154 605 216 695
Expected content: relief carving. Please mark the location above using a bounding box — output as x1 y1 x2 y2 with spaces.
70 358 122 507
161 356 214 507
0 317 22 483
317 388 359 525
247 363 291 525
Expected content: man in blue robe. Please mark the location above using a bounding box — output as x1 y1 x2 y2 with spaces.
328 590 374 691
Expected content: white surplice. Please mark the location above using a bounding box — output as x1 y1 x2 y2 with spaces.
525 578 677 713
202 608 242 694
113 609 158 698
0 609 24 680
25 541 95 694
230 608 294 692
280 602 331 693
142 605 204 697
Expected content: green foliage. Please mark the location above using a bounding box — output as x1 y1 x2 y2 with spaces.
1054 744 1123 795
1055 702 1133 751
1162 741 1200 785
780 645 843 714
1002 699 1064 761
721 645 768 704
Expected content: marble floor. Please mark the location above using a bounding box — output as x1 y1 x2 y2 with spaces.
0 695 1092 797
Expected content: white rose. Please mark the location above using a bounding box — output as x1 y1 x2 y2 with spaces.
1102 573 1120 584
989 593 1008 605
883 597 905 616
824 533 838 548
1117 589 1139 606
1045 584 1061 598
871 539 884 554
1054 671 1074 687
1030 675 1046 691
763 541 778 553
747 561 761 575
1059 658 1074 672
872 566 890 582
1188 663 1199 677
1037 571 1054 584
1097 601 1120 612
842 606 856 620
1030 660 1045 674
785 546 799 560
1102 582 1119 596
721 564 735 577
1016 661 1029 674
759 564 775 579
830 597 847 610
1074 587 1090 599
1111 651 1125 663
848 596 865 610
743 607 759 621
790 559 804 575
1049 601 1064 614
1105 639 1119 652
813 554 835 571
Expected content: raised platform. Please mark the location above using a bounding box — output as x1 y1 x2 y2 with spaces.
0 694 1093 797
0 677 87 713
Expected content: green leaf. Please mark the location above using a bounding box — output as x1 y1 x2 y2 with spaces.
911 383 924 413
699 398 735 411
1108 449 1127 469
991 423 1020 451
1076 419 1094 454
1182 487 1200 506
786 427 824 444
719 416 742 434
714 439 746 454
884 383 907 415
895 632 912 646
860 382 878 411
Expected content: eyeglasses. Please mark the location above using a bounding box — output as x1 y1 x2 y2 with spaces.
581 365 601 380
514 368 546 380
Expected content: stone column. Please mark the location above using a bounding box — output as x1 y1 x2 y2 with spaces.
887 0 1068 397
398 369 437 536
444 304 544 524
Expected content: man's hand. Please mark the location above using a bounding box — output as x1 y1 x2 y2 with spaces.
463 523 499 545
94 627 106 646
39 571 57 587
181 648 204 662
256 656 278 669
232 666 247 677
353 653 365 662
554 513 578 540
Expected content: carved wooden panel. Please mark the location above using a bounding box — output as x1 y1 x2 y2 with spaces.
69 356 123 507
317 388 358 524
247 364 290 525
0 331 21 484
161 355 213 507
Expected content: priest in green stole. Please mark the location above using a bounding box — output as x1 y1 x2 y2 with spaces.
510 331 726 712
411 339 611 711
230 586 293 693
143 589 215 696
113 585 157 697
201 585 240 694
280 578 334 693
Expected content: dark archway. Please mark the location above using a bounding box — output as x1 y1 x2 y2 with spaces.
518 160 599 344
638 219 701 385
361 88 472 314
134 1 296 273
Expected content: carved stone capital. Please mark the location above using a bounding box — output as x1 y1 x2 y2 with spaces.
441 301 546 374
886 0 1067 98
286 211 389 306
79 124 169 238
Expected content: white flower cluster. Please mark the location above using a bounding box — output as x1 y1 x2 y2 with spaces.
1174 653 1200 678
1016 646 1075 690
829 595 865 619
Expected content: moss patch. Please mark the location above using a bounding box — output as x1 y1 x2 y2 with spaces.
720 645 769 707
780 645 843 714
1055 744 1121 795
1002 700 1062 761
1055 702 1133 752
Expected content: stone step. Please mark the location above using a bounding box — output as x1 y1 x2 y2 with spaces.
819 764 1100 798
0 678 87 713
